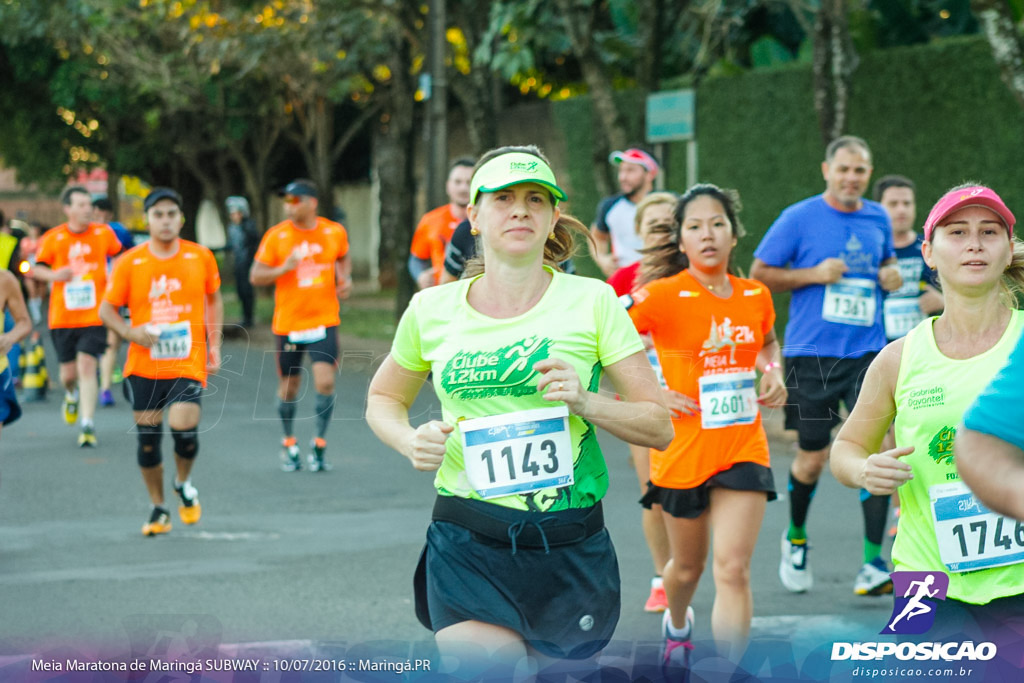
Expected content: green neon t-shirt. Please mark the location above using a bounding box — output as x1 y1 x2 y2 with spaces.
893 310 1024 604
391 267 644 511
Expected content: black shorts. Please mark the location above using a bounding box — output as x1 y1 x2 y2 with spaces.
783 353 877 451
275 325 339 376
124 375 202 412
413 496 620 659
51 326 107 363
640 462 777 519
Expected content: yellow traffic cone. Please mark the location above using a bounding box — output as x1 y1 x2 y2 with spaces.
18 331 48 402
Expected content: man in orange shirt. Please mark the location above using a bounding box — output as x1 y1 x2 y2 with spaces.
408 158 473 288
100 187 223 537
31 185 122 447
250 179 352 472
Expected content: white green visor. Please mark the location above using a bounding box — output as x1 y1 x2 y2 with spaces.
469 152 568 206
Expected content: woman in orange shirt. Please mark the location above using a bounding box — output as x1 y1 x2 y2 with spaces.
627 184 787 666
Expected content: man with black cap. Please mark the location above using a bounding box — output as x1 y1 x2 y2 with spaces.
250 179 352 472
589 147 660 277
100 187 223 536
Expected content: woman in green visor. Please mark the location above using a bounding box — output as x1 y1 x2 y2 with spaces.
367 145 672 672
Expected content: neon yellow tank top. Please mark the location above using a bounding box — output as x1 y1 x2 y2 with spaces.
892 310 1024 604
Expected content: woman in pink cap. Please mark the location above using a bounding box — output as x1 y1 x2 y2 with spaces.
830 183 1024 637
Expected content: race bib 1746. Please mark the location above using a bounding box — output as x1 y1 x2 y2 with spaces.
930 482 1024 573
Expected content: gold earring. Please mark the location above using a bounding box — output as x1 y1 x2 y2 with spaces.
548 231 555 240
470 227 479 236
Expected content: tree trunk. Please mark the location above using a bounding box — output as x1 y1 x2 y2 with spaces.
174 145 224 243
449 0 500 155
314 97 335 220
105 171 122 220
286 95 337 220
636 0 687 95
812 0 858 146
553 0 627 199
226 117 282 235
972 0 1024 110
375 36 418 314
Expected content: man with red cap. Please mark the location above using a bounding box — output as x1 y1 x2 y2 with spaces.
590 148 660 277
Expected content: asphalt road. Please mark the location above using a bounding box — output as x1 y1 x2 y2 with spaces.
0 326 897 679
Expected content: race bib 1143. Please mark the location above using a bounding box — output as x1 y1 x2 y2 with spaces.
460 406 573 500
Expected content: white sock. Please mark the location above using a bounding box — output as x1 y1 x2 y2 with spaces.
652 576 664 589
80 418 93 428
666 611 691 640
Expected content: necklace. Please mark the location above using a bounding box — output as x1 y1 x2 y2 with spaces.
687 268 728 293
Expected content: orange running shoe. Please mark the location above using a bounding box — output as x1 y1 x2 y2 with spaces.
142 507 172 536
174 480 201 525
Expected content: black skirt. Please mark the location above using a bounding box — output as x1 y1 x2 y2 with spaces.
641 461 777 519
413 495 620 659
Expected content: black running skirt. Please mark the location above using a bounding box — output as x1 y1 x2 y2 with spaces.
641 461 777 519
413 495 620 659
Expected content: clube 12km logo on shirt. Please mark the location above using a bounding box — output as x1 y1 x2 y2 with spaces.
831 571 997 662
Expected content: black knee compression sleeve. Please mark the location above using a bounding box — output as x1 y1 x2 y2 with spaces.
172 428 199 460
137 424 162 468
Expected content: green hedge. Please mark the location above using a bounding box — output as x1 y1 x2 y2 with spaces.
552 34 1024 337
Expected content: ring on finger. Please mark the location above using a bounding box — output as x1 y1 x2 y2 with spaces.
559 382 565 391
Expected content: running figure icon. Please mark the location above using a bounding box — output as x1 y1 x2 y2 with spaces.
888 574 939 632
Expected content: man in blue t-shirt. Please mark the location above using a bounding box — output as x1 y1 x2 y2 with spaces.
751 135 903 597
873 175 943 341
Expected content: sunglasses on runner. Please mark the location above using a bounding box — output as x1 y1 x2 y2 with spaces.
283 195 303 205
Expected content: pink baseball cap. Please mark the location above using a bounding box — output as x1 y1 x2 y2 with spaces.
609 148 659 175
923 186 1016 241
